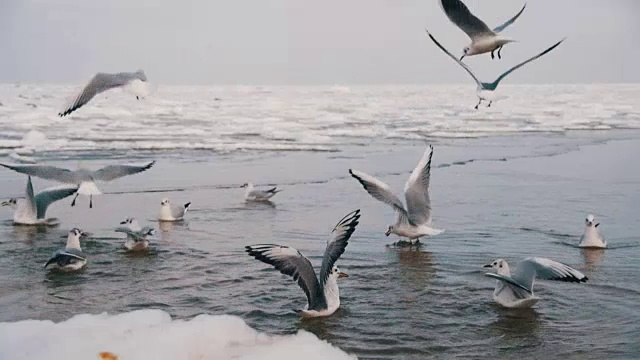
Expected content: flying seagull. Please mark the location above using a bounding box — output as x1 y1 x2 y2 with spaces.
240 182 282 202
158 198 191 222
579 214 606 249
58 69 148 117
439 0 526 60
349 145 443 245
0 161 156 208
2 176 78 225
426 30 565 109
44 228 88 272
245 209 360 318
483 257 588 308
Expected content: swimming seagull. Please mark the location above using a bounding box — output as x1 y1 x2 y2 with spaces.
439 0 526 60
2 176 77 225
115 219 155 251
426 30 565 109
245 209 360 318
240 182 282 202
579 214 606 249
349 145 443 245
483 257 588 308
44 228 88 271
58 70 148 117
0 161 156 208
158 198 191 222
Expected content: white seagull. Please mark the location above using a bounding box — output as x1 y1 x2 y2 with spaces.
0 161 156 208
579 214 606 249
2 176 77 225
240 182 282 202
44 228 88 271
115 218 155 251
349 145 443 244
245 209 360 318
439 0 526 60
58 70 148 117
158 198 191 222
426 30 565 109
483 257 588 308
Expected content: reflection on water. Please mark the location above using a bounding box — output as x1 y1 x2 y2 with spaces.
391 247 435 291
489 307 541 342
11 224 50 243
243 200 276 209
581 248 605 270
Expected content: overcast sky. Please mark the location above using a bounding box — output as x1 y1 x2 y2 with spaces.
1 0 639 84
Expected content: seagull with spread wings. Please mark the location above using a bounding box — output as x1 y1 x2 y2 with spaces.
2 176 78 225
246 209 360 318
349 146 443 245
483 257 588 308
58 70 148 117
426 30 565 109
440 0 526 60
0 161 156 208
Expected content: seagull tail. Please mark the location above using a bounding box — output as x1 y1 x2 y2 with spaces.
78 181 102 196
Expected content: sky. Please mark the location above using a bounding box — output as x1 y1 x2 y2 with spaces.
1 0 639 85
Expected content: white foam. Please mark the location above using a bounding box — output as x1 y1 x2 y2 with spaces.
0 310 356 360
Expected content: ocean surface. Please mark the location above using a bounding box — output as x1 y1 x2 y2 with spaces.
0 84 639 359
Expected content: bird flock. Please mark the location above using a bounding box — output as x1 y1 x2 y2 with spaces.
1 0 606 319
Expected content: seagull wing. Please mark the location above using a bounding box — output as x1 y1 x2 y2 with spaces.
44 248 86 268
58 73 132 117
349 169 408 223
511 257 588 292
34 185 78 219
319 209 360 287
171 202 191 219
439 0 493 40
246 244 327 311
489 39 565 88
24 176 37 219
426 31 482 87
0 163 77 184
91 161 155 181
404 146 434 226
484 272 532 294
492 3 527 33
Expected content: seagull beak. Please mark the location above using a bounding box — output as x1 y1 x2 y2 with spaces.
459 54 466 61
595 223 600 228
483 264 492 268
338 272 349 279
1 201 8 206
119 221 127 225
385 229 391 236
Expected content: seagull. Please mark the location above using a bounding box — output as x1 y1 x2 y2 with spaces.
58 70 148 117
44 228 88 271
349 145 443 245
115 219 155 251
158 198 191 222
439 0 526 60
579 214 606 249
2 176 77 225
0 161 156 208
426 30 565 109
483 257 588 308
240 182 282 202
245 209 360 318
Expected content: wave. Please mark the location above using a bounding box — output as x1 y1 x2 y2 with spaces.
0 309 356 360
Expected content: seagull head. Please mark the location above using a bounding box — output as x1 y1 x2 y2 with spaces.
161 198 170 206
69 228 84 239
332 265 349 279
120 217 134 225
585 214 599 228
1 198 17 208
483 259 510 275
460 46 470 61
385 225 394 236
